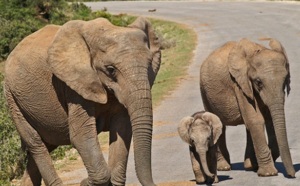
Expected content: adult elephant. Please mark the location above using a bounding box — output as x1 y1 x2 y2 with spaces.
200 38 295 178
4 17 161 186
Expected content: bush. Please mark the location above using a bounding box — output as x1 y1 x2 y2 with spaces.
0 0 137 61
0 74 26 183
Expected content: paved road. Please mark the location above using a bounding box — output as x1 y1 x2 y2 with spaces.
65 1 300 185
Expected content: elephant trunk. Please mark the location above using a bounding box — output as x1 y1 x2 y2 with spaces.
127 86 155 186
269 102 295 177
199 150 215 179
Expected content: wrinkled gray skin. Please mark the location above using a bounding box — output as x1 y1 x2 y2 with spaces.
178 111 222 184
4 17 161 186
200 38 295 178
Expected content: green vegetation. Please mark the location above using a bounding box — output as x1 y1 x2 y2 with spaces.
0 0 135 60
0 74 25 183
151 19 197 106
0 0 197 184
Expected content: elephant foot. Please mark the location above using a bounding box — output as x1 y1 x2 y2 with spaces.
195 176 206 184
244 158 258 171
214 176 219 183
217 159 231 171
80 178 110 186
257 165 278 177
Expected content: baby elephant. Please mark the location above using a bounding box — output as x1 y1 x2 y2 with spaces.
178 111 223 183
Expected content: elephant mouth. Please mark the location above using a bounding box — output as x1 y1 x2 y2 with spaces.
104 82 127 107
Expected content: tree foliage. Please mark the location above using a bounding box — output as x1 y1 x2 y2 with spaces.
0 74 26 184
0 0 135 60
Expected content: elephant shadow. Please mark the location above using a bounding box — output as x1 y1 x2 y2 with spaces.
190 162 300 184
190 176 232 185
275 162 300 177
229 162 300 178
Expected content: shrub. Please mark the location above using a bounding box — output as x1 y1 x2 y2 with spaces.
0 74 26 183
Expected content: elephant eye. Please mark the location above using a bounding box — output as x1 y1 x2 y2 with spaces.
254 78 263 91
190 139 195 144
106 65 116 76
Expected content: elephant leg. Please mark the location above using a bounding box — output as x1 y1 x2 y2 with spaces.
244 129 258 171
236 90 277 176
67 93 110 186
207 145 219 183
217 126 231 171
5 90 63 185
21 151 42 186
245 121 277 176
108 110 132 186
189 146 206 184
21 144 58 186
265 118 280 162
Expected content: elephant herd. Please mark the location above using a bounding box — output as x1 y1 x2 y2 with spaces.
3 17 295 185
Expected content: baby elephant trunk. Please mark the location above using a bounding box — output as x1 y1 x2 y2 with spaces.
199 151 215 179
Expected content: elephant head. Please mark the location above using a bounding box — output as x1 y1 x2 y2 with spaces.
228 38 295 177
47 17 161 185
178 111 222 179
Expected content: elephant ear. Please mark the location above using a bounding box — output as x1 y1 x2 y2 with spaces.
48 20 107 104
269 38 291 95
178 116 194 144
201 112 222 145
228 38 258 100
128 17 161 87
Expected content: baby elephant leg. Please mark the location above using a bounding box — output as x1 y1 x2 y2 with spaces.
189 146 206 183
217 126 231 171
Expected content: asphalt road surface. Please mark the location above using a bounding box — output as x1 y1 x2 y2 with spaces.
64 1 300 185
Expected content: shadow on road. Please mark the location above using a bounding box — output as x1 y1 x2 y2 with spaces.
225 162 300 178
216 175 232 183
231 162 245 171
189 175 232 185
275 162 300 178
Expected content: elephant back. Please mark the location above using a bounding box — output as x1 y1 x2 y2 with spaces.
4 25 70 145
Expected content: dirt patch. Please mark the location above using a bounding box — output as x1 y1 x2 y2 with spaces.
127 181 196 186
198 23 209 27
258 37 272 41
58 180 196 186
153 132 178 140
154 120 170 127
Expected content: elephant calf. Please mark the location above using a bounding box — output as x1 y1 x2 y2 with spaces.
178 111 222 184
200 38 295 178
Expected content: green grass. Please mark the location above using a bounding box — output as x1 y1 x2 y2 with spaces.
151 19 197 106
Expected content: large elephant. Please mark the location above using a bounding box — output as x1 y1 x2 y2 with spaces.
178 111 222 184
200 38 295 177
4 17 161 186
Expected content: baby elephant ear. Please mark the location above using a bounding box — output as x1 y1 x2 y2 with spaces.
178 116 194 144
269 38 291 95
202 112 223 145
48 20 107 104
